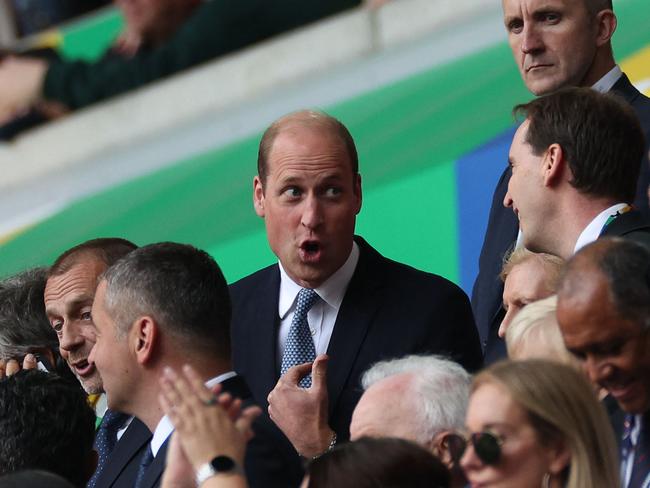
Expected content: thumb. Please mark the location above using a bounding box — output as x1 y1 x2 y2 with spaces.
311 354 329 389
284 361 314 385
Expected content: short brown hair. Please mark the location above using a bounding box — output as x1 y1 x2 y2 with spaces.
257 110 359 187
514 87 644 203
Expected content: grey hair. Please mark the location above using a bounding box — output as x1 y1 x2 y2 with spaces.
361 355 470 442
0 268 58 360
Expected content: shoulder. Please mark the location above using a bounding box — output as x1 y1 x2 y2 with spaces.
229 264 278 296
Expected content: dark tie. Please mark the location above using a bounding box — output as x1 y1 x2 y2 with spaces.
629 414 650 488
134 444 154 488
86 409 129 488
281 288 319 387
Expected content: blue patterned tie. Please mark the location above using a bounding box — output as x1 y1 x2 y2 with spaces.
134 444 154 488
629 414 650 488
281 288 319 388
86 409 129 488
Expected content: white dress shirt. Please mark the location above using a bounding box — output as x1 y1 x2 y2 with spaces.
276 242 359 365
573 203 629 254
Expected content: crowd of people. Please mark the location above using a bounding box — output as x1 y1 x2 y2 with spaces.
0 0 649 487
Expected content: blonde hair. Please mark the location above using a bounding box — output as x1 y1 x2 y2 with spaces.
506 296 578 368
500 247 565 291
473 360 619 488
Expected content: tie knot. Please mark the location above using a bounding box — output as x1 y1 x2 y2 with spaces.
297 288 318 313
100 409 129 431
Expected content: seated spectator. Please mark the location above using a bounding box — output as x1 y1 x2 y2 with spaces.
349 355 469 487
499 247 564 338
305 437 450 488
0 0 361 124
0 370 96 487
459 359 619 488
0 267 74 382
0 470 75 488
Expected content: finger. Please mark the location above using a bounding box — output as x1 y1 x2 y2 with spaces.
311 354 329 390
283 361 313 385
182 364 214 400
224 397 242 422
160 371 184 409
5 359 20 376
236 406 263 439
23 354 37 370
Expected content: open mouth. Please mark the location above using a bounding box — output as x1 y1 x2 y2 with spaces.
299 240 322 262
72 359 95 377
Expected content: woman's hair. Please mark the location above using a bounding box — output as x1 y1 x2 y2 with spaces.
306 437 449 488
505 295 579 369
473 360 619 488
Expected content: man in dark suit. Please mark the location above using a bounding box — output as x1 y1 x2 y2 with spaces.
88 242 249 488
475 0 650 362
557 238 650 488
230 110 483 487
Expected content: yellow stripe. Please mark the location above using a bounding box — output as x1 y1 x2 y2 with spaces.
621 46 650 97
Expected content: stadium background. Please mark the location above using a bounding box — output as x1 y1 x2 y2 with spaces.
0 0 648 294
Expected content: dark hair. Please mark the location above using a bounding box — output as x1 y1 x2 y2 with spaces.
565 237 650 330
586 0 613 15
0 470 76 488
102 242 231 359
307 437 450 488
257 110 359 187
49 238 137 277
514 87 645 203
0 268 58 360
0 370 95 487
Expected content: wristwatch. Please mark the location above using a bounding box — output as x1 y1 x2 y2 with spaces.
195 455 241 486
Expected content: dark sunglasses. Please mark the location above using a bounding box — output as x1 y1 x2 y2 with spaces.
446 431 504 465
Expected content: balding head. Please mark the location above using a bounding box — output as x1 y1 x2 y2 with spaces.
257 110 358 188
557 238 650 413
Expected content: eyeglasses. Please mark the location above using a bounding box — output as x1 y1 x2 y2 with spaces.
446 431 504 465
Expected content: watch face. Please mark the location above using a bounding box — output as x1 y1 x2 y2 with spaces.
210 455 235 472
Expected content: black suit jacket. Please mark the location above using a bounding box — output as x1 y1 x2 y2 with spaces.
230 236 483 488
473 73 650 363
96 374 251 488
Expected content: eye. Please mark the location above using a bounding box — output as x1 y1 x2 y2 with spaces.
51 320 63 334
569 349 587 361
283 187 302 199
325 187 342 197
507 19 523 34
542 12 560 23
81 311 92 321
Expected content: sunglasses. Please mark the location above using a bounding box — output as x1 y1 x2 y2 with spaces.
446 431 504 465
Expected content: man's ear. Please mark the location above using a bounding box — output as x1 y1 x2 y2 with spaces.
595 9 617 47
353 173 362 215
542 143 565 187
431 431 454 468
253 176 265 218
132 316 157 365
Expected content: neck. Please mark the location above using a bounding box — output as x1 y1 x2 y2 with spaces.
580 51 616 87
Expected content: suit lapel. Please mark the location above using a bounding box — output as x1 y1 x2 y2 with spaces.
325 237 383 414
601 210 650 237
611 73 641 105
95 418 151 488
140 439 168 488
247 266 282 405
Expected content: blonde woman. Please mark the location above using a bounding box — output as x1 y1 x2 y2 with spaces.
458 360 619 488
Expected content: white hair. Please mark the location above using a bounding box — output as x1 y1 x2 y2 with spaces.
361 355 470 442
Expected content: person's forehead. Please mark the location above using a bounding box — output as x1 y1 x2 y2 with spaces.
503 0 581 16
267 126 351 175
45 258 106 302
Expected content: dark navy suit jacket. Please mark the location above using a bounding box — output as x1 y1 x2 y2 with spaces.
230 236 483 488
473 73 650 363
95 374 251 488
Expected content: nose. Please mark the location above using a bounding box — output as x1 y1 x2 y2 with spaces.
584 355 612 386
59 322 84 353
503 188 513 209
459 440 481 474
521 24 544 54
301 194 323 230
498 309 514 338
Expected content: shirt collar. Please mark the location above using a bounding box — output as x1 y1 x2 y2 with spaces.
591 65 622 93
278 242 359 319
150 370 238 456
573 203 629 254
